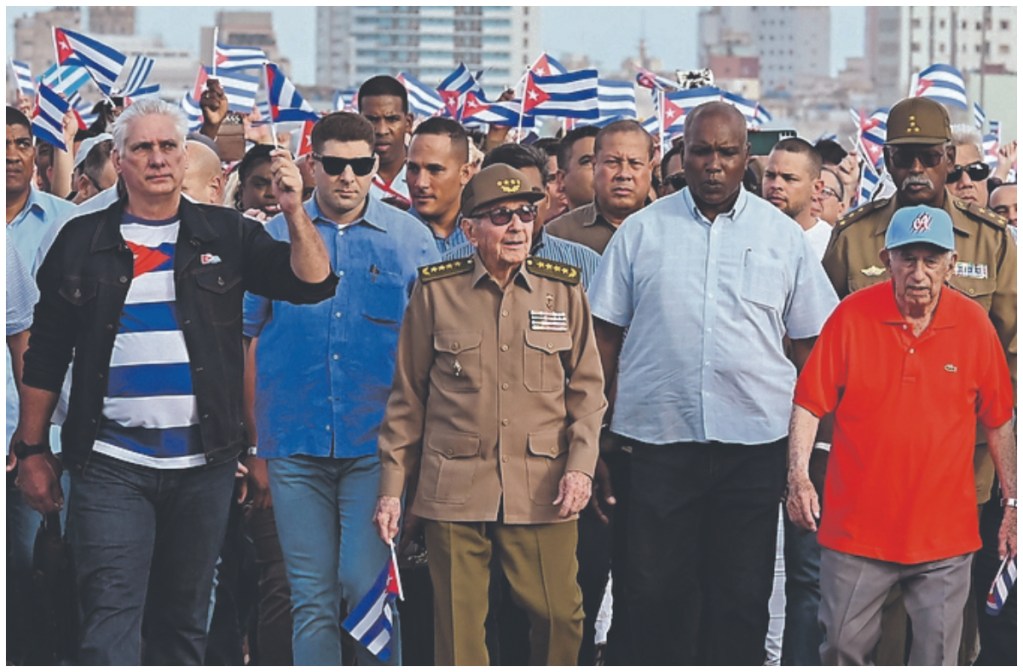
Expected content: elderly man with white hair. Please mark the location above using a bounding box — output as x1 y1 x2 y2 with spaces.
12 98 336 665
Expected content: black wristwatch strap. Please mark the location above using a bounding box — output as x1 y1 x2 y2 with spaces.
13 440 51 459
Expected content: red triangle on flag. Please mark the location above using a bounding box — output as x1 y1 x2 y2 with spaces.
297 119 314 157
439 90 462 118
54 28 74 64
191 65 209 101
521 73 549 114
662 99 685 124
461 92 488 119
915 78 932 96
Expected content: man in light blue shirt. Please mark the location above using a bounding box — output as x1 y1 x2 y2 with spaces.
243 112 438 665
588 102 838 665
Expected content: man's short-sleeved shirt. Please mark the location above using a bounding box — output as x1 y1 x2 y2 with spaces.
545 202 619 255
588 187 838 445
794 281 1014 564
7 187 76 276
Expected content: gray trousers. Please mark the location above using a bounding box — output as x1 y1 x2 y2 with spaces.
819 548 973 665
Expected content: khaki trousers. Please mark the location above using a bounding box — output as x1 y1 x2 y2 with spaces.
424 519 583 666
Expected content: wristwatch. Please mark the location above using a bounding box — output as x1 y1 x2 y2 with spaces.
13 439 51 460
1001 497 1018 509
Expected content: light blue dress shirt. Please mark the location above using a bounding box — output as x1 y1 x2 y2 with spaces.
589 187 839 445
7 187 76 276
243 194 440 459
443 231 602 290
7 240 38 448
409 207 469 254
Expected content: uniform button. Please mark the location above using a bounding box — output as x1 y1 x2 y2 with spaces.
332 354 340 361
501 310 509 317
446 448 453 456
501 418 510 426
547 342 554 349
501 455 508 463
119 275 128 284
452 342 460 349
500 344 509 352
967 288 976 295
501 383 510 390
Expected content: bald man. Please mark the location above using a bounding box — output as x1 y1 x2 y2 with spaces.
182 140 225 205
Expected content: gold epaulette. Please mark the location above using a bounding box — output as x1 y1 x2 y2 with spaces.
418 257 474 283
834 196 892 231
524 257 581 285
953 198 1008 230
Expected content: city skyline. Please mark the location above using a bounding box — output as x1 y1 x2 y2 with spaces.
7 5 867 87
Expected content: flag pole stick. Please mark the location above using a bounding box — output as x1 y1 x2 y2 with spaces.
388 541 405 601
264 66 279 150
657 89 665 155
212 27 219 79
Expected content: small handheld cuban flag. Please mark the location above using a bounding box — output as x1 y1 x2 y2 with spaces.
53 27 127 96
32 83 71 152
341 542 404 662
985 555 1016 616
265 62 319 123
214 41 268 72
10 59 34 96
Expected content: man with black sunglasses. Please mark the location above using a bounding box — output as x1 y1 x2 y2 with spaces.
242 111 438 665
375 164 605 665
949 124 992 207
822 95 1017 665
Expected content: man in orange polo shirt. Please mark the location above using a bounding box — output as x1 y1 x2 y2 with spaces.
786 205 1016 665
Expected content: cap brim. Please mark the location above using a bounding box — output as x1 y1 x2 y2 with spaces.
886 136 949 146
465 189 545 215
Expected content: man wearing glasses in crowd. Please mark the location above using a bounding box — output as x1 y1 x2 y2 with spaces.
243 112 438 665
821 95 1016 665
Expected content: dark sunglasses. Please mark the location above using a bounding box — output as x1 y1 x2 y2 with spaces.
312 153 375 176
473 204 538 226
946 161 991 184
664 172 687 191
887 146 946 169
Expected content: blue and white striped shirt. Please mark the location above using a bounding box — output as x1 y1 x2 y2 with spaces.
93 215 203 469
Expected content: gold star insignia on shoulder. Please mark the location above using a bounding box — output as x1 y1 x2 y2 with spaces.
418 257 474 283
524 256 581 286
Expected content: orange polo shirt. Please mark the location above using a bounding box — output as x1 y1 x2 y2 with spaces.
794 281 1014 564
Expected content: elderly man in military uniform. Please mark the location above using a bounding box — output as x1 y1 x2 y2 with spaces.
373 164 607 666
821 96 1017 664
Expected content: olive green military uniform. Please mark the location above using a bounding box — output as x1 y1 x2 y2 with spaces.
544 202 618 254
378 165 606 665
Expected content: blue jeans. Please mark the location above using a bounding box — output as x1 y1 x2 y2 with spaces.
68 453 236 665
268 454 400 665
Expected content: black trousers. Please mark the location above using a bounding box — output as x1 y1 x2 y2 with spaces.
626 439 787 665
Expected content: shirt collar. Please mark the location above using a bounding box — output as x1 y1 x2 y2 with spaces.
307 192 385 232
682 185 748 225
470 250 533 291
9 187 46 227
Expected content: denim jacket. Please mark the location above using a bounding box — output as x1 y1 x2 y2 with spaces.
23 197 338 469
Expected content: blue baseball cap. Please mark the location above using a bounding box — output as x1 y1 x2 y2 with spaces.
885 205 955 252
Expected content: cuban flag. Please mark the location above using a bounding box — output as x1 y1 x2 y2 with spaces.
857 161 883 207
851 107 889 170
438 62 487 119
640 115 659 136
522 69 599 120
10 59 34 96
341 553 403 662
595 80 638 123
66 92 99 130
982 134 1000 171
198 66 260 114
985 555 1016 617
721 91 764 127
38 62 91 97
265 63 319 123
397 72 444 119
53 27 126 96
32 83 71 152
989 120 1001 144
913 63 968 110
180 92 203 132
635 67 678 92
115 54 156 98
754 103 773 125
658 86 722 136
529 52 568 77
461 97 535 128
972 102 987 130
214 41 268 72
334 88 358 112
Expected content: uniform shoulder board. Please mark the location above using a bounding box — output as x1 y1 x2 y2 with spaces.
524 257 581 285
418 257 475 283
953 199 1008 230
834 196 892 231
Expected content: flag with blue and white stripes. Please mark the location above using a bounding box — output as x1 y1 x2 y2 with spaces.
989 120 1001 144
913 63 968 110
982 134 1000 171
10 59 34 96
397 72 444 119
595 80 637 123
203 67 260 114
460 97 535 128
523 69 599 120
265 63 319 122
116 54 156 98
32 83 71 152
67 92 99 129
53 27 126 96
985 555 1016 616
38 62 91 97
972 102 987 130
214 41 268 72
341 554 402 662
438 63 487 120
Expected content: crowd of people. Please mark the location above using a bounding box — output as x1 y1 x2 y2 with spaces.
5 68 1017 667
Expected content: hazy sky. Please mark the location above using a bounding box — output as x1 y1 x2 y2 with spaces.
7 5 866 86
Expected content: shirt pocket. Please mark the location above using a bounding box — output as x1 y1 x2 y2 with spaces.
740 249 787 313
526 428 568 505
523 331 573 392
361 270 407 326
58 276 98 306
420 430 481 504
194 267 243 326
433 330 483 392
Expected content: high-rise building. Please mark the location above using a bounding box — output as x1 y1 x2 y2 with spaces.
315 6 540 90
89 7 135 36
200 11 290 74
12 6 82 77
697 7 830 94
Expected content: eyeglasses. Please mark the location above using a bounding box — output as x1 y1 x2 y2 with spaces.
946 161 991 184
473 204 538 226
664 172 687 191
311 153 376 176
820 186 841 201
887 146 946 169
